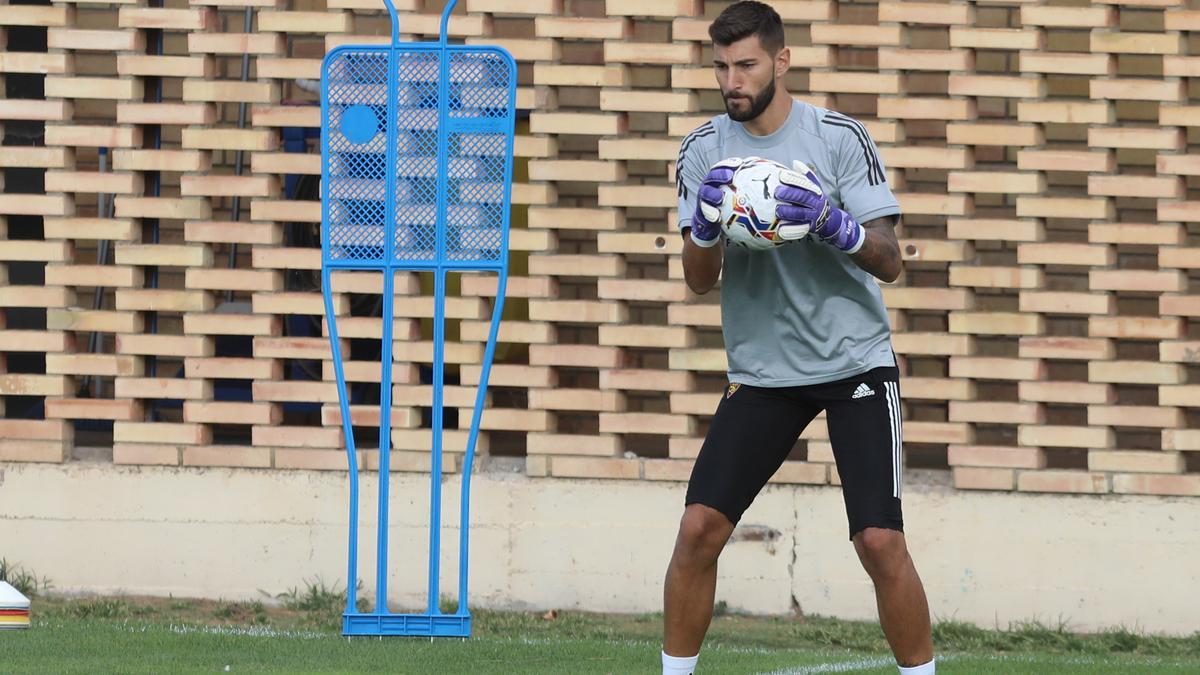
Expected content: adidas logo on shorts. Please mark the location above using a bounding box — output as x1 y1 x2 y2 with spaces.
851 383 875 399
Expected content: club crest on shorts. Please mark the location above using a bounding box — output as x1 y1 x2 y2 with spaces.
726 383 740 399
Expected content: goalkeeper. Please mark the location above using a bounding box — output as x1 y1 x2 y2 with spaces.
662 2 934 674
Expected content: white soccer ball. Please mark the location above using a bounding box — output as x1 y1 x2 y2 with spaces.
716 157 788 251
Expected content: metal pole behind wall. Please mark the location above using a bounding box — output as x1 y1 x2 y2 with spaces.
224 7 254 301
144 0 165 382
81 148 113 397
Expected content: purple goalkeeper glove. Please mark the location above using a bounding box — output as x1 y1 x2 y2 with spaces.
689 158 741 248
774 160 865 254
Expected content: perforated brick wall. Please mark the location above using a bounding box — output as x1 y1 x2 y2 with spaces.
1 0 1197 497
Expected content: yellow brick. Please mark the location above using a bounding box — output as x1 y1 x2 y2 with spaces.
1089 361 1184 385
1018 471 1109 495
549 456 640 480
953 467 1015 491
1088 451 1184 475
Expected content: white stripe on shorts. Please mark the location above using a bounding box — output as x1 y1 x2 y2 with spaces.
884 381 902 498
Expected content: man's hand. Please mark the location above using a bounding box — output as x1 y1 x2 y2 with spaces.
774 160 865 254
689 158 740 248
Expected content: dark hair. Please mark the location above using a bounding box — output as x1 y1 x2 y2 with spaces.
708 1 785 54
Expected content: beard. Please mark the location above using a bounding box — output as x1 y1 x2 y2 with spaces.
723 79 776 122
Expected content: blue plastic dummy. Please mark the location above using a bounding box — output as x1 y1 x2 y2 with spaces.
319 0 516 638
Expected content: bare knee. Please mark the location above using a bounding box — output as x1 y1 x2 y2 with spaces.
672 504 734 567
853 527 909 581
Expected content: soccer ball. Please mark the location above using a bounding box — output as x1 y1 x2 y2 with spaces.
717 157 788 251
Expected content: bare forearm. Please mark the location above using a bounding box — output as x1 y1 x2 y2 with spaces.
682 232 723 294
849 217 902 283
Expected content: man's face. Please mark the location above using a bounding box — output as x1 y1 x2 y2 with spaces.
714 35 781 122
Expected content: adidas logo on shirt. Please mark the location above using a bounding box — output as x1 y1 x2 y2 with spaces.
852 383 875 399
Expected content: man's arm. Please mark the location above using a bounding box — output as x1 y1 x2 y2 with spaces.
681 228 723 294
796 115 904 283
675 126 729 296
850 215 902 283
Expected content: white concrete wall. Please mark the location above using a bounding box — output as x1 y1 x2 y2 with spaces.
1 462 1197 633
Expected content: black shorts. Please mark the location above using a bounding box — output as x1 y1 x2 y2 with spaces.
685 365 904 539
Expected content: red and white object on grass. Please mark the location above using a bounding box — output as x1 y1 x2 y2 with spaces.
0 580 30 629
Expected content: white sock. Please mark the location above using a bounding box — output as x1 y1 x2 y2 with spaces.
662 650 699 675
898 658 935 674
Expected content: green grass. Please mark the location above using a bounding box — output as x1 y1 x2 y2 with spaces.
3 595 1199 674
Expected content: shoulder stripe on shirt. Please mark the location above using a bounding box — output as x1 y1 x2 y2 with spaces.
678 125 714 162
677 123 715 199
821 114 884 186
678 131 715 168
827 111 878 151
824 112 884 185
820 114 888 183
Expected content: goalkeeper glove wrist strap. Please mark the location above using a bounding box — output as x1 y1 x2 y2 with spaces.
822 207 865 255
690 228 720 248
844 219 866 255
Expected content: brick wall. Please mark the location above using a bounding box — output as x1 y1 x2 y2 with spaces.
0 0 1197 497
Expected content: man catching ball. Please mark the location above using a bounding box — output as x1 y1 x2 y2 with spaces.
663 2 935 674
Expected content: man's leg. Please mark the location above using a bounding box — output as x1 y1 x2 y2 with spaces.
663 504 735 657
853 527 933 667
661 384 816 672
819 366 935 671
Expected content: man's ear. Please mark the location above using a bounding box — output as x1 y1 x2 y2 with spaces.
776 46 791 78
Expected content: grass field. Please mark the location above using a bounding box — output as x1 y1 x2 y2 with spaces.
4 593 1200 674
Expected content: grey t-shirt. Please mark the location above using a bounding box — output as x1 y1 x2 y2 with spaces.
676 100 901 387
